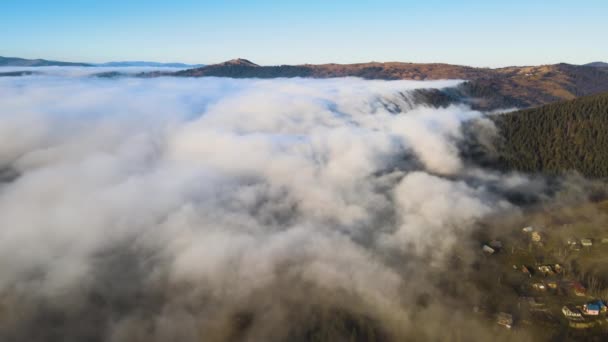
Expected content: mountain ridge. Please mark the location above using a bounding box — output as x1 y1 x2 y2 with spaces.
0 56 91 67
0 56 202 68
173 60 608 110
4 55 608 111
96 61 204 68
585 61 608 68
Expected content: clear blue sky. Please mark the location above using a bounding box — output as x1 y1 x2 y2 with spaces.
1 0 606 67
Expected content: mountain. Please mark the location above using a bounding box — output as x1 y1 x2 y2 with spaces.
174 60 608 111
0 56 91 67
214 58 259 67
0 56 202 68
585 61 608 68
5 54 608 112
96 61 204 68
472 91 608 177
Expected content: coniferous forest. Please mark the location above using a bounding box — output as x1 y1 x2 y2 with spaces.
491 91 608 177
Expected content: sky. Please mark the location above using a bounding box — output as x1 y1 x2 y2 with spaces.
1 0 607 67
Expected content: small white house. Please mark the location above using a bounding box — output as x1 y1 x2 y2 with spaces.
532 283 546 291
522 226 534 233
482 245 496 255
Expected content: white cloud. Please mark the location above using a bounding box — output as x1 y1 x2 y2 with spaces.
0 71 535 340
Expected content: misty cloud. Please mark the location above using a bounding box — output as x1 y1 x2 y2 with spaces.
0 71 556 341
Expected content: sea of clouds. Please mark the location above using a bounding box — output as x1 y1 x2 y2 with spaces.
0 70 562 341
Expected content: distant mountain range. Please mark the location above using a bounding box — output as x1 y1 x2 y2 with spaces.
170 59 608 111
4 55 608 111
95 61 204 68
0 56 202 68
0 56 90 67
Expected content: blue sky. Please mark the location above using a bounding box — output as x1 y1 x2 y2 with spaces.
1 0 606 67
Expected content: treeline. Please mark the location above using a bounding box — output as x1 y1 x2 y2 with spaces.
490 91 608 177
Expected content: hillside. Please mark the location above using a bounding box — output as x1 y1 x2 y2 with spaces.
0 56 91 67
585 62 608 68
174 60 608 111
486 91 608 177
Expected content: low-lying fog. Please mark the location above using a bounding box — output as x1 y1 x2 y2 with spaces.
0 70 596 341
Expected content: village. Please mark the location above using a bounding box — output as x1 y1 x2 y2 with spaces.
474 219 608 336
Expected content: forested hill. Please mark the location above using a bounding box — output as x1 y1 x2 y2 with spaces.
489 91 608 177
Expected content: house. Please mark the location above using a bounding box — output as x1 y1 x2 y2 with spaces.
497 312 513 328
573 282 587 296
584 300 607 314
522 226 534 233
532 283 546 291
583 303 600 316
482 245 495 255
581 239 593 247
560 281 587 296
562 306 583 320
538 265 555 275
546 279 558 290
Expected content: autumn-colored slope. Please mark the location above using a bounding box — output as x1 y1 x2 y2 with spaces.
175 59 608 110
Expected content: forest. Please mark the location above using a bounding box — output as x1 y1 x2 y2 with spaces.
489 91 608 178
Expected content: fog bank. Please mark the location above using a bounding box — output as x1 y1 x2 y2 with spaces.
0 72 568 341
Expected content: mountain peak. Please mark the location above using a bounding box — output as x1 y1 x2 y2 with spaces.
217 58 259 67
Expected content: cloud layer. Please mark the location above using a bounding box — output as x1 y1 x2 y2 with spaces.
0 72 550 341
